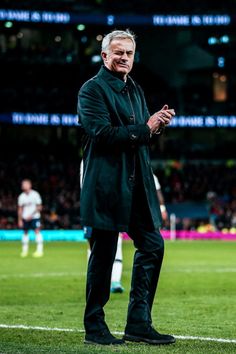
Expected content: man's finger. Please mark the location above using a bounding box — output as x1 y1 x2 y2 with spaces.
162 104 169 110
161 111 172 119
156 116 166 124
168 109 175 115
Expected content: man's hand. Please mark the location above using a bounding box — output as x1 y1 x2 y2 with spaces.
147 104 175 134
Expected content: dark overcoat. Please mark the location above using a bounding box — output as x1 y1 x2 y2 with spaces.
77 66 162 231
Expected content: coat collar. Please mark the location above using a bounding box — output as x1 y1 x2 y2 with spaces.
97 66 132 92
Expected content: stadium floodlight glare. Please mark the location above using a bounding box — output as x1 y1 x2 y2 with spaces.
220 35 229 43
218 57 225 68
66 54 73 63
208 37 217 45
107 15 114 25
4 21 13 28
77 24 85 31
54 35 61 42
81 36 88 43
96 34 103 41
91 55 102 64
17 32 24 39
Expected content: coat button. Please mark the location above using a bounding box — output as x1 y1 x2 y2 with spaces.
130 115 135 122
129 175 135 182
130 134 137 140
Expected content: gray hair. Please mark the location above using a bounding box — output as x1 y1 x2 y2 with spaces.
101 30 136 53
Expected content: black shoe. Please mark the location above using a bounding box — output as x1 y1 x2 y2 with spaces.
85 329 125 345
123 326 176 345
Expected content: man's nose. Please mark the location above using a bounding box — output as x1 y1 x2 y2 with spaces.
121 52 128 60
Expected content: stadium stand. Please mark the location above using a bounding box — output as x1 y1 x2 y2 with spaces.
0 151 235 232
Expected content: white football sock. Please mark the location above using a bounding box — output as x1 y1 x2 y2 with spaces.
111 261 123 283
111 234 123 283
22 234 29 253
35 232 43 253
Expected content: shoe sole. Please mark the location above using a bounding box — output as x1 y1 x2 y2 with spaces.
84 340 124 345
123 334 176 345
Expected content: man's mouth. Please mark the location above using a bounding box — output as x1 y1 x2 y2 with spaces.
117 63 129 68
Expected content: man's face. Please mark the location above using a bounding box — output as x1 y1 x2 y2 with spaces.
102 38 135 79
22 180 32 193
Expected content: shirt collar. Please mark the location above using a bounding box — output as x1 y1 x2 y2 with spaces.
97 66 132 92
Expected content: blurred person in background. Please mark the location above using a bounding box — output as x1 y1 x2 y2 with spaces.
206 191 224 230
153 173 168 223
78 29 175 346
81 159 125 294
18 179 43 258
110 232 124 293
84 224 125 294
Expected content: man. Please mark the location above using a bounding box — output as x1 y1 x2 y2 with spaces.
78 30 175 346
18 179 43 258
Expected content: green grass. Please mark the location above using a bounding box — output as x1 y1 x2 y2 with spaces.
0 240 236 353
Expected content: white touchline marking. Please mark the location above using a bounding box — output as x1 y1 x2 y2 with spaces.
0 271 130 280
0 324 82 333
171 268 236 273
0 324 235 344
0 272 86 279
172 335 236 344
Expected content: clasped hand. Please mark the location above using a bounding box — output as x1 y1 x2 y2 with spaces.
147 104 175 134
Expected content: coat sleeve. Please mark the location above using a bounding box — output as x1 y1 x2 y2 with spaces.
77 81 151 146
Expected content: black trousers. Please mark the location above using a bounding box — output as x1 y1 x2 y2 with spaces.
84 182 164 334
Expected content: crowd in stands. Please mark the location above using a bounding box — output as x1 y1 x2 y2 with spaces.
0 153 235 232
155 161 236 231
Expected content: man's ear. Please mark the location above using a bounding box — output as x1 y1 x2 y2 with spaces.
101 51 107 62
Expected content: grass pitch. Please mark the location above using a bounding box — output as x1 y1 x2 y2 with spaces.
0 240 235 353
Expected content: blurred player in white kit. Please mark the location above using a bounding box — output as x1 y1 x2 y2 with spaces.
18 179 44 258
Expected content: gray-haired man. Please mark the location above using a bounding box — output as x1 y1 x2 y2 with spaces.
78 29 176 346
